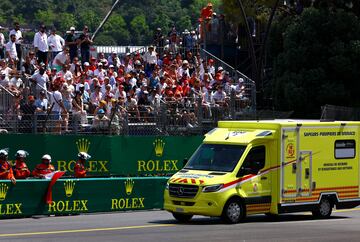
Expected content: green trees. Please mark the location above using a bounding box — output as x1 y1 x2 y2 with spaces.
130 15 150 45
0 0 220 45
269 7 360 117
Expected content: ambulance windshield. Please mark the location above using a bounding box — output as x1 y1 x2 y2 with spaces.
184 144 246 172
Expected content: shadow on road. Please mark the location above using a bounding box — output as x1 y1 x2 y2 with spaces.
150 213 349 225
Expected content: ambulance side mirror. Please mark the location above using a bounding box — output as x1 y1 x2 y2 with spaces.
183 158 188 168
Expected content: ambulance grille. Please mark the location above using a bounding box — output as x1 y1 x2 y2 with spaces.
169 184 199 198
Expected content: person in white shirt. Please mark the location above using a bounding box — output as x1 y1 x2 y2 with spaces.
0 59 12 87
0 26 5 59
93 63 106 82
5 34 17 63
212 86 227 107
9 22 23 69
143 45 157 75
52 47 70 72
31 64 49 97
114 85 126 100
0 59 13 77
47 28 65 64
33 24 49 65
50 84 67 134
58 64 73 81
177 60 190 79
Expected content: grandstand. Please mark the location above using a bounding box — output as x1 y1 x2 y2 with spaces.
0 13 296 136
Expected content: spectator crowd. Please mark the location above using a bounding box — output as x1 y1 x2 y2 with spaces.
0 21 249 134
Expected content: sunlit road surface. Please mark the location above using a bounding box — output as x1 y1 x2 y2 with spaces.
1 208 360 242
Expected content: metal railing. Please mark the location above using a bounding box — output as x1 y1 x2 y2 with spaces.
321 104 360 121
0 84 16 115
200 48 256 111
0 90 289 136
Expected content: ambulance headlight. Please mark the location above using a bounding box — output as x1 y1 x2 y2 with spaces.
165 183 169 190
202 184 224 193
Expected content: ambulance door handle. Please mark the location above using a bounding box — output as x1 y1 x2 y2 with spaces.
292 163 296 173
261 176 267 180
312 182 316 190
305 168 309 179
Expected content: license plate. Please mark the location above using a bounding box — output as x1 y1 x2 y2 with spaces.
175 207 184 212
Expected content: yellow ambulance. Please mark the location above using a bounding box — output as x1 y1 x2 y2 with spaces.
164 120 360 223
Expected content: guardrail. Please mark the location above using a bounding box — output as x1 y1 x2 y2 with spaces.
0 177 167 218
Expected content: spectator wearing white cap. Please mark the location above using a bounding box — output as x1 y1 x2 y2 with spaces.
232 77 246 99
183 29 193 52
177 60 190 79
65 26 78 62
77 26 93 63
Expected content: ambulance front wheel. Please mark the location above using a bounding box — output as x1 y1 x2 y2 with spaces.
172 213 193 223
222 198 245 223
312 198 332 218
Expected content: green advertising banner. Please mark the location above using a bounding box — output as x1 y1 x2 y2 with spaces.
0 134 203 176
0 177 168 218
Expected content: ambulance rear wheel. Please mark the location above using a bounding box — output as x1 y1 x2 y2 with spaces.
222 198 245 223
312 198 332 218
172 213 193 223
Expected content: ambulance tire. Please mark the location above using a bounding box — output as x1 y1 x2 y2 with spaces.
312 198 332 218
222 198 245 224
172 213 193 223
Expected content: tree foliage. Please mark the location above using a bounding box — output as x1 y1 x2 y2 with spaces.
268 7 360 117
0 0 220 45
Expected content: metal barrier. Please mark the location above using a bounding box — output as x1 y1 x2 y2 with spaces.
0 85 15 117
0 91 283 136
200 48 256 111
321 104 360 121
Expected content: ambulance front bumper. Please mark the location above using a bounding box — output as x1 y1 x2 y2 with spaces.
163 189 226 217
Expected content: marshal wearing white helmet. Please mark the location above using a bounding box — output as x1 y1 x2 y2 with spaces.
13 150 30 179
0 149 16 184
32 154 55 178
74 152 91 178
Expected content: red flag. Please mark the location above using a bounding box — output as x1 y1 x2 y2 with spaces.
45 171 66 204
